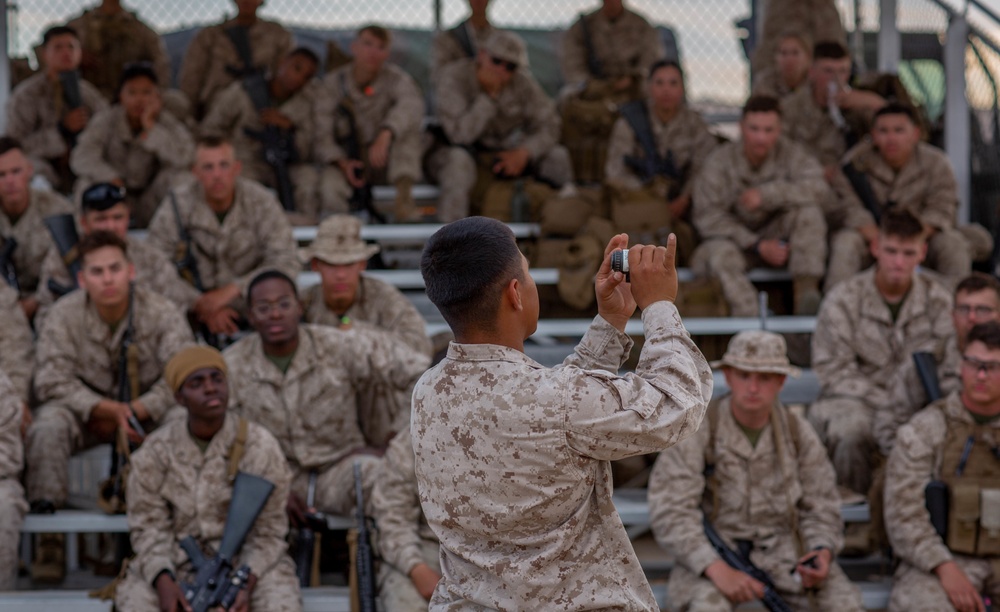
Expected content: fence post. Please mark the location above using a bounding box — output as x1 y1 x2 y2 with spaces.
878 0 900 72
0 0 9 133
944 12 971 222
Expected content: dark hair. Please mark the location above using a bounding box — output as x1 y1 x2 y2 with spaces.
956 273 1000 302
358 25 391 45
196 135 232 150
873 101 920 126
813 41 849 61
420 217 525 336
78 230 128 263
648 59 683 82
117 62 158 98
246 269 299 305
742 95 781 118
0 136 24 157
42 26 78 46
966 321 1000 352
879 208 924 240
288 46 321 66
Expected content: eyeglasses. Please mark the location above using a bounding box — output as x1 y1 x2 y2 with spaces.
962 355 1000 376
954 304 999 318
250 297 297 318
490 56 518 72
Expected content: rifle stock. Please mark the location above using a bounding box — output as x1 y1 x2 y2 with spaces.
0 237 18 292
703 516 792 612
912 351 943 403
353 461 377 612
44 213 82 297
841 161 882 224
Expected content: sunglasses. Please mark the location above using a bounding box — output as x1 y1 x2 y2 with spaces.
82 182 126 206
490 56 518 72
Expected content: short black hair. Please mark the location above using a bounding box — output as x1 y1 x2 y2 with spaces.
742 95 781 118
78 230 128 263
874 101 920 126
43 26 78 46
196 134 232 150
648 59 683 82
358 24 391 45
967 321 1000 352
0 136 24 157
117 62 158 97
879 208 924 240
246 269 298 305
956 273 1000 302
813 41 849 61
288 46 321 66
421 217 525 336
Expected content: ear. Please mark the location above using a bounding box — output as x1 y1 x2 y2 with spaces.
505 277 522 312
869 234 880 260
233 160 243 176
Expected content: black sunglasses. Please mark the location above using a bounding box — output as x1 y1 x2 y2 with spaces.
490 56 518 72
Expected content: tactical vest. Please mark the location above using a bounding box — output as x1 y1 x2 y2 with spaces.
937 408 1000 557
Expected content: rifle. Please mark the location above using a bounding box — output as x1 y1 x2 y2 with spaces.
841 161 884 225
0 236 19 292
703 516 793 612
619 100 685 192
294 471 326 587
353 461 377 612
58 70 84 147
43 213 82 298
578 12 604 80
913 351 943 403
169 192 204 293
241 72 298 212
449 22 476 58
223 26 260 80
181 471 276 612
335 76 386 224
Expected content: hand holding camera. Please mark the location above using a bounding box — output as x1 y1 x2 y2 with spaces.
610 236 678 309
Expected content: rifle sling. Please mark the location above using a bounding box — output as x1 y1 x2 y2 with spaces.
578 12 603 80
620 101 664 177
224 26 257 76
449 22 476 58
228 418 250 482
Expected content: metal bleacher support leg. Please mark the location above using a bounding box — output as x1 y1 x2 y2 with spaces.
757 291 768 330
944 11 971 223
878 0 901 72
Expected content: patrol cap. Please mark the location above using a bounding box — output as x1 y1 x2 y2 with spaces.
165 345 228 393
482 30 526 69
710 330 801 377
81 182 126 212
299 214 380 266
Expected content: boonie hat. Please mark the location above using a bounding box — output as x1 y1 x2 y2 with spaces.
482 31 526 68
299 214 380 265
710 330 801 377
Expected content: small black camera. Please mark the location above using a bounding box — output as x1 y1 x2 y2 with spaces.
611 249 629 281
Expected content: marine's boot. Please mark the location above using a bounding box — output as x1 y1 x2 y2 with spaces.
793 275 822 315
31 533 65 583
393 177 421 222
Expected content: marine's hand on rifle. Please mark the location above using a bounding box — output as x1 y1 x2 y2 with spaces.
18 296 38 321
738 188 763 213
91 400 145 443
935 561 986 612
795 548 831 588
336 159 366 189
595 233 636 332
203 307 241 336
704 559 766 604
154 571 192 612
756 239 789 268
492 148 529 178
368 129 393 170
195 284 241 320
259 108 293 131
61 107 90 134
409 562 442 601
229 572 257 612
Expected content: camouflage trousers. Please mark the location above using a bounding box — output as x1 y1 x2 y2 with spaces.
888 556 1000 611
807 397 878 495
690 205 827 317
290 454 380 518
115 551 302 611
427 145 574 222
668 536 863 611
318 129 423 220
378 540 440 612
825 224 994 292
0 479 27 591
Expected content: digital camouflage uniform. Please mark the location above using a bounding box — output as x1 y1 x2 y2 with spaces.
431 57 571 222
145 177 299 300
751 0 846 74
0 283 33 403
66 6 171 101
809 267 954 494
69 105 195 228
559 7 665 182
780 85 862 169
690 138 827 316
649 397 862 611
430 19 494 86
411 303 713 609
34 236 201 330
200 78 326 219
314 63 425 218
6 73 108 190
0 370 28 591
0 188 73 298
115 413 301 611
223 324 429 516
301 274 432 357
751 66 803 100
828 140 991 287
884 392 1000 611
372 425 440 612
26 287 194 504
178 17 293 120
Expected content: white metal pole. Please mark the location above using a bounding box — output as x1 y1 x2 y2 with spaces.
944 12 971 222
878 0 900 72
0 1 10 133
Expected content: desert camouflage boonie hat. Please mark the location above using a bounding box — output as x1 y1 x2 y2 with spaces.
299 214 380 265
710 330 801 377
482 30 527 68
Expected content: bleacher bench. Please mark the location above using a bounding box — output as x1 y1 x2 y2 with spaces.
0 587 353 611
